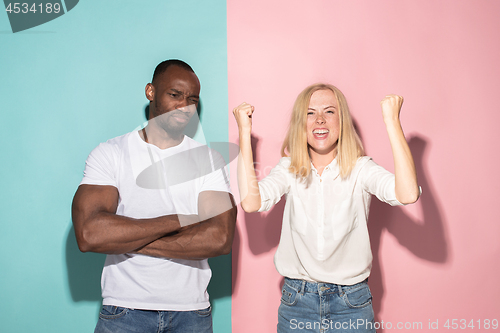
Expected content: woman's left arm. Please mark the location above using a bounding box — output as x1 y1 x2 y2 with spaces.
381 95 420 204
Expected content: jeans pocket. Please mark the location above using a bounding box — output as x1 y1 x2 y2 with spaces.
280 283 299 306
343 284 372 309
194 306 212 317
98 305 129 320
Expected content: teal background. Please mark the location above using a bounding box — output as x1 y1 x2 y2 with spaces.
0 1 231 332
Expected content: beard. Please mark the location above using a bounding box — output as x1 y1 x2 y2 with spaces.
150 102 198 137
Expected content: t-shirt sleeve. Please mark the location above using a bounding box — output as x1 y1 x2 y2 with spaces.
199 149 231 194
80 142 118 188
359 158 403 206
258 157 290 212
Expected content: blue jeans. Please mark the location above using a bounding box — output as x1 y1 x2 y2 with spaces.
278 278 375 333
94 305 212 333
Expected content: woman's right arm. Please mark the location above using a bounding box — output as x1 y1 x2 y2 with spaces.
233 102 261 212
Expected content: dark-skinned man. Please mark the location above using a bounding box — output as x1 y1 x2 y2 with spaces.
72 59 236 333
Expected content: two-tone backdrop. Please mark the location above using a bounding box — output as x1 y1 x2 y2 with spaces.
1 1 499 332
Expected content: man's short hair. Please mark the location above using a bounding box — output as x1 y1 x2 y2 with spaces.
151 59 195 85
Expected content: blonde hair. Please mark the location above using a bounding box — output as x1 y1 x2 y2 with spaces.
281 83 365 179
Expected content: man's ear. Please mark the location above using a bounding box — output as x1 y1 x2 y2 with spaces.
145 83 154 102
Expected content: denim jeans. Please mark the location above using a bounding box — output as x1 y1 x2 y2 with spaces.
94 305 212 333
278 278 375 333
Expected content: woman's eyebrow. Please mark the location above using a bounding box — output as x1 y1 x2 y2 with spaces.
308 105 336 110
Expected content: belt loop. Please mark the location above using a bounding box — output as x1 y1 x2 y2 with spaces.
301 280 306 295
338 284 343 296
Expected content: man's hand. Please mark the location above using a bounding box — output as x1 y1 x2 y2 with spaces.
134 191 237 259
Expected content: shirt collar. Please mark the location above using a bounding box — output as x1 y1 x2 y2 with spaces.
310 157 340 177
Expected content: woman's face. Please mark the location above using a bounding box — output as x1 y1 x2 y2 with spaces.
306 89 340 158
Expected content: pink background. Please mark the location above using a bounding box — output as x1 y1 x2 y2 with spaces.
228 0 500 332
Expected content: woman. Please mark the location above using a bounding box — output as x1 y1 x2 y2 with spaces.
233 83 420 333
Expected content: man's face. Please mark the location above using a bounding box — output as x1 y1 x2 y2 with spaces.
146 65 201 134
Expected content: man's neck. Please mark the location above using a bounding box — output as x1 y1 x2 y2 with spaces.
140 124 184 150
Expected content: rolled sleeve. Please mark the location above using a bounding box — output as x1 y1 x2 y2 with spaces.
359 158 403 206
258 158 291 212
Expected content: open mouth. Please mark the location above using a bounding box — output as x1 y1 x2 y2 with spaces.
312 129 329 139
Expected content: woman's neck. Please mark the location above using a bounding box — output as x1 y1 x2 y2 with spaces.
310 149 337 176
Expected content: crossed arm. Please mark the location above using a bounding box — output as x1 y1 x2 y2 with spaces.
72 184 237 259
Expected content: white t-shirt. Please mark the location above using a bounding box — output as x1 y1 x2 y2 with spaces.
80 130 231 311
258 156 407 286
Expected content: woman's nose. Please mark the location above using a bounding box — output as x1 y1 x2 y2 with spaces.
316 114 325 124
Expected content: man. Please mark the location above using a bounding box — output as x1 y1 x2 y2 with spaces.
72 59 237 333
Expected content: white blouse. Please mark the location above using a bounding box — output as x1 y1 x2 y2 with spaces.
258 156 404 286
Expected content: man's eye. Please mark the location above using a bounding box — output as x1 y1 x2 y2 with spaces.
169 93 180 98
189 98 199 104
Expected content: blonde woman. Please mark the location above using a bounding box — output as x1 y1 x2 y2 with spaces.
233 83 420 333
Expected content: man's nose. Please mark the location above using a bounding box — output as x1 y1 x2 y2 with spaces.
177 103 197 115
175 97 189 109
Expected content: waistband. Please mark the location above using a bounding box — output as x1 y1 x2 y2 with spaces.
284 277 368 295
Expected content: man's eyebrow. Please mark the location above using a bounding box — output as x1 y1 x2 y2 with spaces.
169 88 199 99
